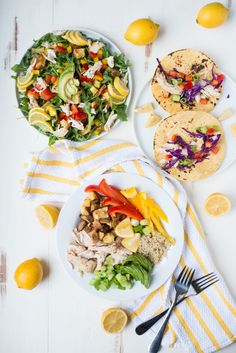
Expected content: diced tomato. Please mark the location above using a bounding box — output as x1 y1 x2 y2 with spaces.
176 72 185 79
183 82 193 90
27 89 40 99
200 98 208 104
171 134 177 142
178 83 185 89
211 79 219 86
194 152 205 159
34 83 43 91
40 88 55 101
51 75 58 83
82 63 89 70
212 146 219 154
102 198 122 207
163 91 170 98
217 74 224 83
185 75 192 82
58 112 68 122
205 141 212 148
73 110 88 121
54 45 67 53
165 154 172 160
45 75 52 85
89 51 97 58
207 127 215 136
109 206 143 221
169 69 177 77
79 75 94 83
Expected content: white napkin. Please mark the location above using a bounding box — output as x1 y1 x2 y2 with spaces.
21 139 236 353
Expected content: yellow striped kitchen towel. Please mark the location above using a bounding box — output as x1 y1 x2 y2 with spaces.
21 138 236 353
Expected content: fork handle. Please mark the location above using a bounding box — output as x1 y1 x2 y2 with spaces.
135 295 186 335
148 294 178 353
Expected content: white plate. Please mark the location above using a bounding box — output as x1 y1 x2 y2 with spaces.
133 74 236 175
17 28 133 141
57 172 184 301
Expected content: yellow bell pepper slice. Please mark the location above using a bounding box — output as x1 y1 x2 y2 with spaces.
150 211 174 244
139 192 150 219
146 197 168 223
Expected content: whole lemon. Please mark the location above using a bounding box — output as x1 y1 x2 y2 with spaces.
124 18 159 45
196 2 229 28
14 258 43 290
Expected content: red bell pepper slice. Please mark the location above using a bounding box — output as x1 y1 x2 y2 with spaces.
27 89 40 99
54 45 67 53
102 198 122 207
98 179 128 204
207 127 215 136
109 206 143 221
40 88 55 101
79 75 94 84
84 185 101 193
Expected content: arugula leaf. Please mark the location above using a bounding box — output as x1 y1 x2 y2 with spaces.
113 104 128 121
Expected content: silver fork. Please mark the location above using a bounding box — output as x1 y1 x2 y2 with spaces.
0 251 7 298
136 272 218 336
148 266 195 353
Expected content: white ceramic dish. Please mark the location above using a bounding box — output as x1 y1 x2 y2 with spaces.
133 74 236 176
57 172 184 301
16 28 133 141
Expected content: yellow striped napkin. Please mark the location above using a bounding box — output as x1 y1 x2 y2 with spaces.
21 139 236 353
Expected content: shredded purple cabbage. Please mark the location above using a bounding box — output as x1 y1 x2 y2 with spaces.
163 157 178 170
182 128 205 139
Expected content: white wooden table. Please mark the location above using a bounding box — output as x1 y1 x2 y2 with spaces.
0 0 235 352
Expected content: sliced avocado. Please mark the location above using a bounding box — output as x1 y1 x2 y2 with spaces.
65 81 77 96
58 63 75 102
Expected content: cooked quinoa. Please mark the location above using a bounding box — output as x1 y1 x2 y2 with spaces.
138 232 170 264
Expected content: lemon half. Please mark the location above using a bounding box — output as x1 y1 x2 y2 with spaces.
115 218 134 238
114 77 129 97
204 193 231 217
29 108 51 124
35 204 60 229
101 308 128 334
121 233 141 252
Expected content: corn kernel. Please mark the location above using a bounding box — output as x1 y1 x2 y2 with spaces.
67 45 72 53
94 80 101 89
80 59 87 65
102 58 107 65
93 57 99 62
57 68 63 74
93 119 101 127
103 92 110 101
32 70 39 75
90 86 98 95
94 74 103 81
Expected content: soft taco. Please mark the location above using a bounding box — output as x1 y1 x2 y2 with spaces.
151 49 224 114
153 111 225 181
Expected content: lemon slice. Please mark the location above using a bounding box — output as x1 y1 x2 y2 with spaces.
35 204 60 229
31 118 54 133
109 96 126 105
114 77 129 97
121 233 141 252
28 108 51 124
108 84 126 100
17 71 34 87
101 308 128 334
115 218 134 238
134 102 154 113
121 187 137 199
17 79 35 91
204 193 231 217
145 112 161 128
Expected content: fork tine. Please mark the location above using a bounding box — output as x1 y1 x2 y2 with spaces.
192 272 214 285
198 278 219 292
197 274 218 287
177 266 187 281
186 268 195 286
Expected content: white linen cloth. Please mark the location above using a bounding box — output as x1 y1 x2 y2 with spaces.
21 139 236 353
